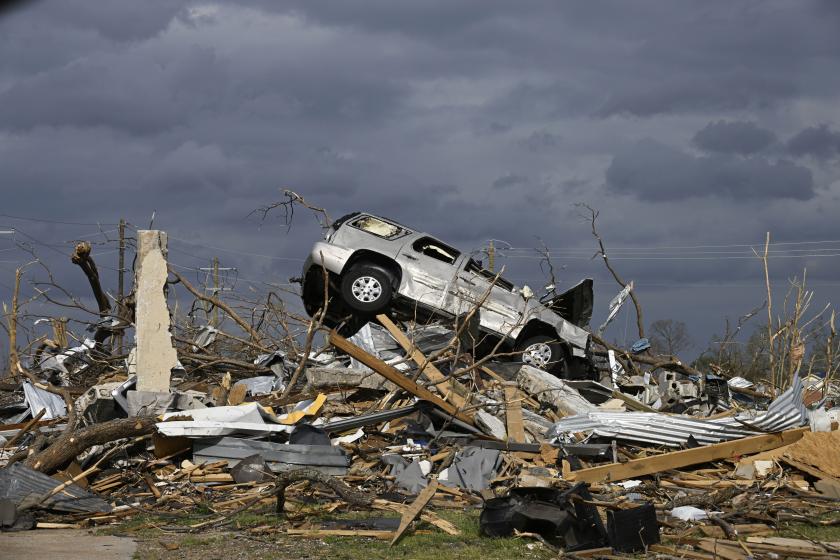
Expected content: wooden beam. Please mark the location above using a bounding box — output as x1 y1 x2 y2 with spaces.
376 314 469 409
566 427 810 484
390 480 438 546
609 389 659 412
329 331 475 426
286 529 395 539
503 382 526 443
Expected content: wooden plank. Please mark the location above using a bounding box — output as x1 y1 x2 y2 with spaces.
566 427 809 484
699 524 774 538
329 331 475 426
286 529 394 539
572 547 614 557
609 389 659 412
648 544 715 559
376 314 469 408
695 539 747 560
503 382 526 443
390 480 439 546
189 474 234 483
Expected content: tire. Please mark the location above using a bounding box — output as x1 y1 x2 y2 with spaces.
516 334 570 376
340 264 394 314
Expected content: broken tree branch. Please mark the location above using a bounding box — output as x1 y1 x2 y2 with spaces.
168 266 265 347
578 203 645 339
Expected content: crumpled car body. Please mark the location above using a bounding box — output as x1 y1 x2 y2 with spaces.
300 212 595 377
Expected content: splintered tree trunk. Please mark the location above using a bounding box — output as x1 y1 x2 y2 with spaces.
71 241 112 346
24 416 158 474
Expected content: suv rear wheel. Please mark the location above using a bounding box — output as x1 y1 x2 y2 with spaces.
517 334 569 376
340 264 394 314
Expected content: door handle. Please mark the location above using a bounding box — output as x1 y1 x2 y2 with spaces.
404 254 418 261
459 275 476 285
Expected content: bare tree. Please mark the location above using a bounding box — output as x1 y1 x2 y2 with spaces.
576 203 645 339
649 319 693 356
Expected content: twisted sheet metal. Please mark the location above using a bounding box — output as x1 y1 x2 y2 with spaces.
548 376 807 447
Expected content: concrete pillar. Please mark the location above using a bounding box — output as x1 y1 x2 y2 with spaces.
134 230 178 392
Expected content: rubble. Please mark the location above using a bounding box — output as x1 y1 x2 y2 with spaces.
2 214 840 559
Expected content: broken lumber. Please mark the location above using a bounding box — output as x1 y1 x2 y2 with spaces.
376 314 470 408
565 427 810 483
503 382 526 443
390 479 438 545
328 331 475 426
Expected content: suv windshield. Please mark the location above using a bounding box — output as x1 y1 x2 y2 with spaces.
350 215 409 239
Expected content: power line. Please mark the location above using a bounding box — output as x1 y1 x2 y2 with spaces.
499 247 840 256
0 214 120 226
166 235 305 262
168 261 296 288
499 252 840 261
500 238 840 252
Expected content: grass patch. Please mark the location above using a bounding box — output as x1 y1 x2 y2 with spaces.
319 511 555 560
119 509 556 560
777 511 840 543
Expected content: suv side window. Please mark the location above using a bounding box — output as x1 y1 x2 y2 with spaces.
350 216 409 239
465 258 515 291
412 237 460 264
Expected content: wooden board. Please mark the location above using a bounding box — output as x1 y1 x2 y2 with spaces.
390 480 439 545
566 427 809 484
329 331 475 425
286 529 394 539
376 314 469 409
503 383 526 443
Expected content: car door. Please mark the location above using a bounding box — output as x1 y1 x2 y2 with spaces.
395 236 462 314
454 258 525 336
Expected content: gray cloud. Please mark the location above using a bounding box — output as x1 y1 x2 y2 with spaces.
1 1 840 357
606 140 814 201
787 124 840 160
492 173 528 189
692 120 776 155
597 73 797 118
518 130 561 152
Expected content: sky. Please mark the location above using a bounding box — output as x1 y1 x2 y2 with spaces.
2 0 840 361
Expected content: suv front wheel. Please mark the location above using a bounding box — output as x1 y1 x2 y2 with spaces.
340 264 394 314
517 334 569 376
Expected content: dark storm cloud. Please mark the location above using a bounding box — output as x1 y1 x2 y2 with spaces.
492 173 528 189
787 124 840 160
1 0 840 357
597 73 797 118
692 121 777 155
606 140 814 201
518 130 561 153
44 0 189 42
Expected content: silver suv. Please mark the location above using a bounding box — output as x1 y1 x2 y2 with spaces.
300 212 595 378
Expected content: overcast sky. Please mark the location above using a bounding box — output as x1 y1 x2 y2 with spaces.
2 1 840 360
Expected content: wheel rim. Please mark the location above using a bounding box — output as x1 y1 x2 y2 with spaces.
350 276 383 303
522 342 553 368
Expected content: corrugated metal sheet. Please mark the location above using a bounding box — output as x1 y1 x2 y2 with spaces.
0 463 111 513
193 436 349 476
548 376 808 447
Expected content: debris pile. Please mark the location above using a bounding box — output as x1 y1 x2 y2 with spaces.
2 220 840 559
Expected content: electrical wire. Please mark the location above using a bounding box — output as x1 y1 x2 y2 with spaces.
498 252 840 260
0 214 120 226
166 234 305 262
500 238 840 251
